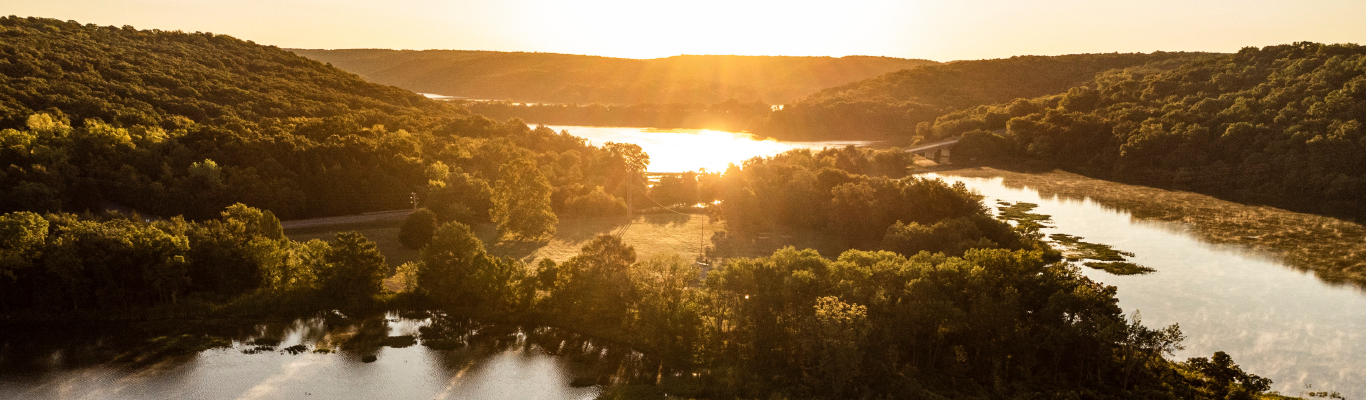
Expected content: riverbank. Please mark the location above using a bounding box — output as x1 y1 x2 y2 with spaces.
936 166 1366 289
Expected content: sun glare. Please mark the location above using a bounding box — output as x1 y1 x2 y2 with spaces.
548 126 869 172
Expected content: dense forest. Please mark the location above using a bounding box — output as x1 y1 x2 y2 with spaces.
756 52 1219 140
932 42 1366 222
291 49 938 105
0 16 651 225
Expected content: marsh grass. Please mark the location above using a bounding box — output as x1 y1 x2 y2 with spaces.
1084 261 1156 275
946 167 1366 288
1049 233 1136 262
996 201 1054 230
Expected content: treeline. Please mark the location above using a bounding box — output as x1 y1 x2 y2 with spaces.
290 49 939 105
0 17 646 226
460 99 771 132
934 42 1366 221
755 52 1218 140
0 204 392 312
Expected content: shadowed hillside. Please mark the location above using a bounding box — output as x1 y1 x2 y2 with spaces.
290 49 938 105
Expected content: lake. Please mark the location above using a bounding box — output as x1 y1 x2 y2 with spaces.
544 125 872 173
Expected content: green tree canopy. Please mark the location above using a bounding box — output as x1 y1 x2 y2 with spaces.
492 158 557 241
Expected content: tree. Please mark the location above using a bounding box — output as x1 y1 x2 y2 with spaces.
399 208 437 249
1185 351 1273 400
416 221 525 312
491 158 557 241
548 235 637 330
417 221 486 301
807 296 870 397
0 211 48 281
319 231 387 305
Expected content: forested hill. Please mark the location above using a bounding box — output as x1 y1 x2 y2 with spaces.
0 16 630 222
758 51 1218 140
933 42 1366 221
0 19 443 130
289 49 939 105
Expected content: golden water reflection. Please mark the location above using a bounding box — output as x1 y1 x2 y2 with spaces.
546 126 872 173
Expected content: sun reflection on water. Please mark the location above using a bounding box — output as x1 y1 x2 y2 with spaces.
545 126 872 173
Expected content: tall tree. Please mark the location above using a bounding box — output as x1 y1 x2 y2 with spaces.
399 208 438 249
320 231 387 305
491 158 557 241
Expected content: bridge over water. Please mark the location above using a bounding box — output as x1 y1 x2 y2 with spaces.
906 138 959 164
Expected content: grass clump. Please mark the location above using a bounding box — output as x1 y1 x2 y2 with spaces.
1084 261 1156 275
282 344 309 355
1050 234 1135 262
995 201 1053 230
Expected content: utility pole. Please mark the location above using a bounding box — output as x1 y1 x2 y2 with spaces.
410 192 417 210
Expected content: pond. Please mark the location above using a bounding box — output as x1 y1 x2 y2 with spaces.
928 173 1365 398
0 312 650 400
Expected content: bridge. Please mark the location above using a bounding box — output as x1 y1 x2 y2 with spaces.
905 138 959 165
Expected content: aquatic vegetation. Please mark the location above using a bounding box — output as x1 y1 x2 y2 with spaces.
995 201 1054 231
241 345 276 355
283 344 309 355
949 167 1366 288
1084 261 1156 275
361 355 378 363
1047 233 1153 275
1050 233 1135 262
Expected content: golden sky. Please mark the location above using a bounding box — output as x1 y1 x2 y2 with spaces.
11 0 1366 61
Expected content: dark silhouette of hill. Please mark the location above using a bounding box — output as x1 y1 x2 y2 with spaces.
289 49 939 104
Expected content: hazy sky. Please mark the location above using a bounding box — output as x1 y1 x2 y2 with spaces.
9 0 1366 61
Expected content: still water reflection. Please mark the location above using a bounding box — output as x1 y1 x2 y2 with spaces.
930 174 1365 398
0 313 635 400
546 125 872 173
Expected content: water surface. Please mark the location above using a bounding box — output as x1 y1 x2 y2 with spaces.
548 125 871 173
930 174 1364 398
0 314 616 400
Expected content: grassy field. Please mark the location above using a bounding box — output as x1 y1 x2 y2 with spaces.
942 167 1366 288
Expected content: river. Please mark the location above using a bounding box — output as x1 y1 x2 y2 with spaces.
926 173 1364 398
